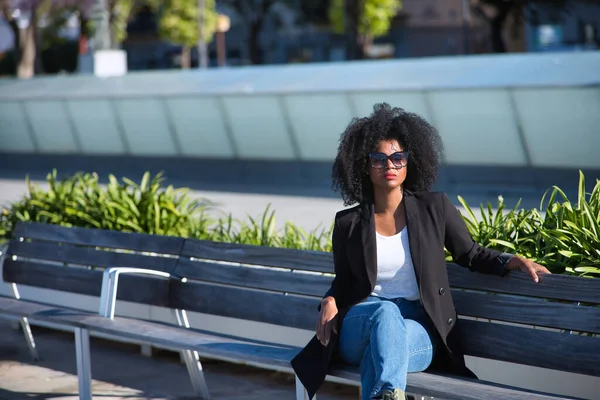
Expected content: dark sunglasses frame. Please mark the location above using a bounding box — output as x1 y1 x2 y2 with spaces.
368 151 409 169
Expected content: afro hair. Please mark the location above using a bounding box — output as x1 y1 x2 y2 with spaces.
332 103 443 206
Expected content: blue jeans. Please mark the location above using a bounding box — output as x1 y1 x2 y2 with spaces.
337 296 437 400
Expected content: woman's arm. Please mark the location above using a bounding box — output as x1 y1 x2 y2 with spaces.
442 192 514 276
442 193 550 281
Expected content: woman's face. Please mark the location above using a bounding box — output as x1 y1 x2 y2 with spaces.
368 139 408 192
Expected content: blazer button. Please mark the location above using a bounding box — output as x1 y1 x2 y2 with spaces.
447 318 454 326
439 287 446 295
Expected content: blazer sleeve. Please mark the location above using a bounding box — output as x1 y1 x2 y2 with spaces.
442 193 513 276
319 215 350 310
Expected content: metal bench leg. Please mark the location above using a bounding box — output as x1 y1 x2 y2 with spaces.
74 328 93 400
295 375 315 400
174 309 211 399
11 283 39 361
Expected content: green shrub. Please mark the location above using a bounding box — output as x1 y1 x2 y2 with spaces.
0 170 213 238
1 170 598 277
539 172 600 278
456 171 600 278
189 204 333 251
0 170 332 251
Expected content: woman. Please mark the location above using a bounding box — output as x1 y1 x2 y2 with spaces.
291 103 551 400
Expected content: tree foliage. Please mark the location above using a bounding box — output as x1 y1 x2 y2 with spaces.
156 0 216 47
329 0 401 38
329 0 401 60
5 0 93 78
106 0 146 46
150 0 217 68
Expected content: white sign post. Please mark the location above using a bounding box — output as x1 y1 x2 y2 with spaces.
79 0 128 77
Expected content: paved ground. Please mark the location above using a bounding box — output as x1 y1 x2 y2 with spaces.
0 320 357 400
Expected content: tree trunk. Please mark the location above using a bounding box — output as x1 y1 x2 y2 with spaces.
361 34 373 58
197 0 208 68
248 20 262 65
181 46 191 69
2 6 19 59
490 3 512 53
17 8 37 79
34 20 44 74
345 0 364 60
109 16 118 49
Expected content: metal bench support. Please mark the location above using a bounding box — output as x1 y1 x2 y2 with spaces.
75 327 93 400
175 308 211 399
1 247 39 362
295 374 315 400
11 282 39 362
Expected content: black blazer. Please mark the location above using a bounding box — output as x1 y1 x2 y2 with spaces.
291 190 513 399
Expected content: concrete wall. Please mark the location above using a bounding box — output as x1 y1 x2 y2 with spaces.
1 52 599 170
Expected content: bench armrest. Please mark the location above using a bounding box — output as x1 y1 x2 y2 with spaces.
99 267 171 319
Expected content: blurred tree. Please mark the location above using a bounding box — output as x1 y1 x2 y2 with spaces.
151 0 216 68
329 0 401 60
472 0 600 53
218 0 279 65
106 0 147 46
5 0 92 78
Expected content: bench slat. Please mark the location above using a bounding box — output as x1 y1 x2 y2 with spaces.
459 319 600 377
453 290 600 334
181 239 334 273
3 260 170 307
181 241 600 304
12 222 184 254
170 280 318 330
7 240 178 273
174 259 331 297
448 264 600 304
0 295 89 320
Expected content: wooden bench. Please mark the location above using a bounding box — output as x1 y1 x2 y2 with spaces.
0 222 189 398
1 221 599 400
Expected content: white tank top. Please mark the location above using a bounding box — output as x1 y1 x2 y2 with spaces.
371 227 421 301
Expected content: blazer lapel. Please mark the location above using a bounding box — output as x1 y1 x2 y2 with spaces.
360 203 378 289
404 192 423 285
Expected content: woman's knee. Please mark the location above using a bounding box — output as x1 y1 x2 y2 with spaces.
370 300 403 325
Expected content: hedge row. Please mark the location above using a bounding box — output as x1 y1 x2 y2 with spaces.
1 170 598 278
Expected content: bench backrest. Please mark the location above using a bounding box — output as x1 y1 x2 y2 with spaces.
2 222 183 307
169 238 333 331
448 267 600 377
174 237 600 378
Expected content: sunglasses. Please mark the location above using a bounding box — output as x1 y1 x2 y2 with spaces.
368 151 409 169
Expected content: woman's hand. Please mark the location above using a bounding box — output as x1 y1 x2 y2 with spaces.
507 256 551 283
316 296 339 347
